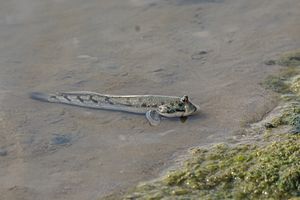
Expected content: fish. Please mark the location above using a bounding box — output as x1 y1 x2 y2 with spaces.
30 91 199 126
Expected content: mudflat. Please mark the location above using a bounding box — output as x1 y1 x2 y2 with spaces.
0 0 299 199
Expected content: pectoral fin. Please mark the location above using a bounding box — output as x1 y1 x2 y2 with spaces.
146 110 161 126
180 116 188 123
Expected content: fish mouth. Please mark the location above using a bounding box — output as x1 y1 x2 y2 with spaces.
192 104 200 115
181 104 199 117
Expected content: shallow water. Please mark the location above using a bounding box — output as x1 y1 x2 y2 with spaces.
0 0 299 199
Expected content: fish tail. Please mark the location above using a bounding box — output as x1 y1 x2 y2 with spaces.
30 91 103 107
30 92 60 103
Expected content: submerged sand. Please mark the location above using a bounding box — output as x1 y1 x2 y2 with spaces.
0 0 299 199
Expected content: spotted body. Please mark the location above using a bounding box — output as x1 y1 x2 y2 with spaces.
30 91 199 125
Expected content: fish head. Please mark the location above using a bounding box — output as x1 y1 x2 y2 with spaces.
157 95 199 117
180 95 199 116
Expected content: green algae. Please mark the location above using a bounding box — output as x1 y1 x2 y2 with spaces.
263 50 300 93
277 50 300 67
125 135 300 200
268 102 300 132
261 61 300 133
121 51 300 200
262 67 300 94
263 75 290 93
290 76 300 95
260 51 300 132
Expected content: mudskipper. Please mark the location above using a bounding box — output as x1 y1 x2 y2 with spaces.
30 91 199 126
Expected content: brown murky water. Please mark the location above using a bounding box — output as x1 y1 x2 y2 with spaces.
0 0 299 199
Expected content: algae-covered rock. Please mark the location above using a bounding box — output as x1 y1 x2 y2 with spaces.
277 50 300 67
262 51 300 94
290 75 300 95
280 94 299 102
124 135 300 200
262 66 300 94
263 75 290 93
267 102 300 133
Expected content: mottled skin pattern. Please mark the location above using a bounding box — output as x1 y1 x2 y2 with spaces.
30 91 199 125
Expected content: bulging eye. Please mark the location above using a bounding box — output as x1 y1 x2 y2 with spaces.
181 95 189 103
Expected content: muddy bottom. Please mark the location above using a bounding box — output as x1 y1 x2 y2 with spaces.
0 0 299 199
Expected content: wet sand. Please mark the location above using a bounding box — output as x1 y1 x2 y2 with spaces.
0 0 299 199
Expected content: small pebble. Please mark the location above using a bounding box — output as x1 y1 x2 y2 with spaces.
264 123 275 129
0 149 7 156
51 134 72 145
191 50 208 60
264 60 276 65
